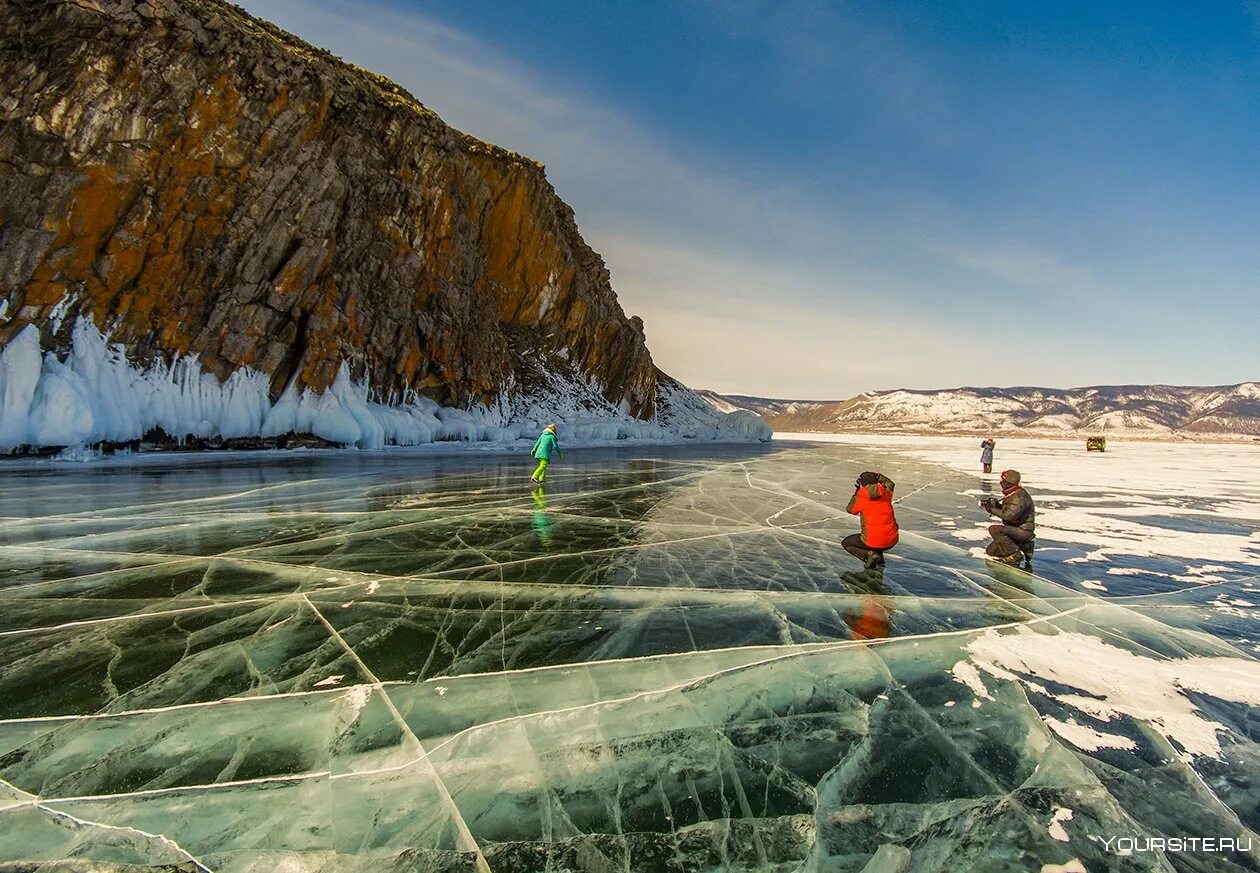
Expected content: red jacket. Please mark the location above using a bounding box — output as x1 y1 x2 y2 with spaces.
847 481 899 549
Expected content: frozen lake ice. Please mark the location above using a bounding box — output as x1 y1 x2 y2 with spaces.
0 437 1257 871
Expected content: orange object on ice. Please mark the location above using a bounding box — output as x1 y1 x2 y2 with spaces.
847 478 899 550
846 597 891 640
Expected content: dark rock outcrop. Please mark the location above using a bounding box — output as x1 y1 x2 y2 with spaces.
0 0 657 416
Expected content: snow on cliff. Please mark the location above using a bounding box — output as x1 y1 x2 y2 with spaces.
0 319 770 453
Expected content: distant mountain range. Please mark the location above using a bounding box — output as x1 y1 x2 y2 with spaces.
699 384 1260 439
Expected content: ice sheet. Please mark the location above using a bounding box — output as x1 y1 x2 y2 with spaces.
0 439 1256 871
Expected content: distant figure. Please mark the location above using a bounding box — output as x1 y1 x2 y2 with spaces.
981 469 1036 566
980 438 995 474
844 472 899 568
530 424 562 484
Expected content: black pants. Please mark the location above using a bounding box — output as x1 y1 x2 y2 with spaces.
986 524 1034 559
843 533 889 563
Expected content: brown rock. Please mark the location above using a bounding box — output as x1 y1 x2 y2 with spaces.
0 0 658 417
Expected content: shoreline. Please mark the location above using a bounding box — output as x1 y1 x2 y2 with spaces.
4 426 1252 470
0 434 775 470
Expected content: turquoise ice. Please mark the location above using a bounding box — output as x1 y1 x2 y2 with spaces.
0 440 1256 871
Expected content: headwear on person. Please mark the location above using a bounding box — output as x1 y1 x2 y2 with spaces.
856 471 880 487
545 424 557 433
1000 470 1021 491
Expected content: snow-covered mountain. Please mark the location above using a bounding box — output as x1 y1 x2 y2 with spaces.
701 384 1260 439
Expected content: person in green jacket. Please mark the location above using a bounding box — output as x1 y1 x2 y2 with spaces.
530 424 562 483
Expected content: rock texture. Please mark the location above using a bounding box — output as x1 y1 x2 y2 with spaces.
703 383 1260 440
0 0 658 417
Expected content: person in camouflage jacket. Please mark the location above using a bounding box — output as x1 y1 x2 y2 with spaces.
980 469 1036 565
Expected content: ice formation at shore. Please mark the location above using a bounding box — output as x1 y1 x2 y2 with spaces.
0 318 770 452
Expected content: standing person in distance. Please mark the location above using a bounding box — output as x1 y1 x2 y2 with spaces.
981 469 1036 566
980 438 995 474
530 424 563 484
843 472 899 569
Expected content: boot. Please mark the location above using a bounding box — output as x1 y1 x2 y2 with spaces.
864 551 881 570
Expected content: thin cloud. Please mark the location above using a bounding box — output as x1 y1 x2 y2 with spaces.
596 234 1034 397
927 239 1090 291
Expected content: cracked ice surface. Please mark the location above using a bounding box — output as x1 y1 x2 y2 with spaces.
0 439 1257 872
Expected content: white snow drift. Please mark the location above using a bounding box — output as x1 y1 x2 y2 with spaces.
0 318 771 452
961 627 1260 760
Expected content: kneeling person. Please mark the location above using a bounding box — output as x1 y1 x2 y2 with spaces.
981 470 1036 565
844 472 899 568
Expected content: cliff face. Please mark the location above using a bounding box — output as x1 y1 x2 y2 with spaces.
0 0 657 417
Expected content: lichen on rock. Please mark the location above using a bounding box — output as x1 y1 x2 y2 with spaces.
0 0 660 425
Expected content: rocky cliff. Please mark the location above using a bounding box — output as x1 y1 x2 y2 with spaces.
0 0 664 427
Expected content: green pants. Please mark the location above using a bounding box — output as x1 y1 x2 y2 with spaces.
532 459 549 482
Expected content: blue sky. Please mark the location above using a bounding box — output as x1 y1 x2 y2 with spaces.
242 0 1259 397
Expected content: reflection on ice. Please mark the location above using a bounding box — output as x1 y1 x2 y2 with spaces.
0 439 1256 871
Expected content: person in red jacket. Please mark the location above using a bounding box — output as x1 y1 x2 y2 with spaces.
844 471 899 568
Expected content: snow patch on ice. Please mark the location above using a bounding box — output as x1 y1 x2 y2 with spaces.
1043 505 1258 566
1041 860 1087 873
1175 564 1237 584
339 685 371 717
967 629 1260 760
1047 806 1074 842
1043 717 1136 752
950 525 990 542
950 659 993 701
1212 596 1255 618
